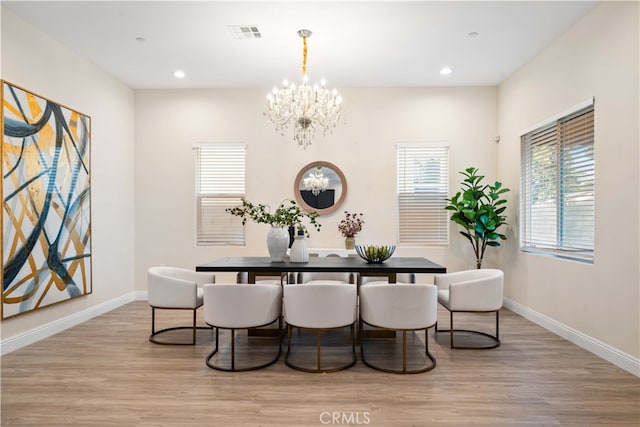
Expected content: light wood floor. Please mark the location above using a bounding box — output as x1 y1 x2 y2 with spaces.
1 301 638 426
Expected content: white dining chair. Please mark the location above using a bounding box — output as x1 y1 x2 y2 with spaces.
236 271 287 285
359 283 438 374
434 269 504 349
358 273 416 285
203 283 283 371
283 282 357 373
147 266 215 345
297 271 354 284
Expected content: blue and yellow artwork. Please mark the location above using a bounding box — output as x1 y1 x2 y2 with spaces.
2 81 92 319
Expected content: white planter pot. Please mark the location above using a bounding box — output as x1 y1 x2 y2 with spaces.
266 226 289 262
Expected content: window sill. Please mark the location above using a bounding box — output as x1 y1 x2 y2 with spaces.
520 248 594 264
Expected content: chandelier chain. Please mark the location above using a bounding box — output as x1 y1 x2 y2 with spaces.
302 35 307 76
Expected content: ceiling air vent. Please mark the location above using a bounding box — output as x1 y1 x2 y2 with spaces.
228 25 262 39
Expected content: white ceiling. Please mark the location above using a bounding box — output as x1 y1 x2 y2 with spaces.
3 1 600 89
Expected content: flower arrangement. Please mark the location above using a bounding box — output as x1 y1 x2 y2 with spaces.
226 199 321 236
338 211 364 237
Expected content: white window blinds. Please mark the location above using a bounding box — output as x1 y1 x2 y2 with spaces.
397 143 449 245
520 102 595 262
195 143 246 245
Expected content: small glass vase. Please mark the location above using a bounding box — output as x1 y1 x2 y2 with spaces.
344 236 355 250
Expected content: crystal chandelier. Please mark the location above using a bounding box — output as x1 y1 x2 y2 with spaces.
264 29 344 149
303 167 329 196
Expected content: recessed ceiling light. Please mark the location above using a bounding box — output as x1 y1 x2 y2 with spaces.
440 67 453 75
135 37 146 42
173 70 186 79
468 32 479 38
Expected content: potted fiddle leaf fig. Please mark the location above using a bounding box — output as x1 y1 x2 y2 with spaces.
445 167 510 269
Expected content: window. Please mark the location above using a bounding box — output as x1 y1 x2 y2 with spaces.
194 143 246 245
520 99 595 263
396 143 449 245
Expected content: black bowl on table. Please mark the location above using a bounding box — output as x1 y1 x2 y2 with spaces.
355 245 396 264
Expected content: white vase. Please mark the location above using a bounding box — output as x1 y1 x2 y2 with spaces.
290 232 309 263
267 226 289 262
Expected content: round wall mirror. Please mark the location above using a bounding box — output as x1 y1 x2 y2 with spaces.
294 161 347 215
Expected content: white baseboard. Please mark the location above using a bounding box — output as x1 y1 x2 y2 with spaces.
134 291 148 301
504 297 640 377
0 292 136 356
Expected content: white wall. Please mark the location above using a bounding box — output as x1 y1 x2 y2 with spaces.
497 2 639 358
0 9 136 341
134 86 498 286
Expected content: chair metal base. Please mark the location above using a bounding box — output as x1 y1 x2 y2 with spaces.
435 309 501 349
361 323 436 374
149 306 209 345
284 323 357 373
206 317 282 372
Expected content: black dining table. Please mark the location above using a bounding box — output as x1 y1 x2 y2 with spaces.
196 256 446 283
196 256 446 338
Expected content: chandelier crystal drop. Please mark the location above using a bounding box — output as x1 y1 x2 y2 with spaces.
264 29 344 149
303 167 329 196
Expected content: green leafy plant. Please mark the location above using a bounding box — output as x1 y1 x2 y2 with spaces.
226 199 321 237
445 167 510 269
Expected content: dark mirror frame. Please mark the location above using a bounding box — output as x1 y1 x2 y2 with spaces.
293 161 347 215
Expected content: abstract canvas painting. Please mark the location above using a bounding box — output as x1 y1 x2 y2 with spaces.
1 81 92 319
